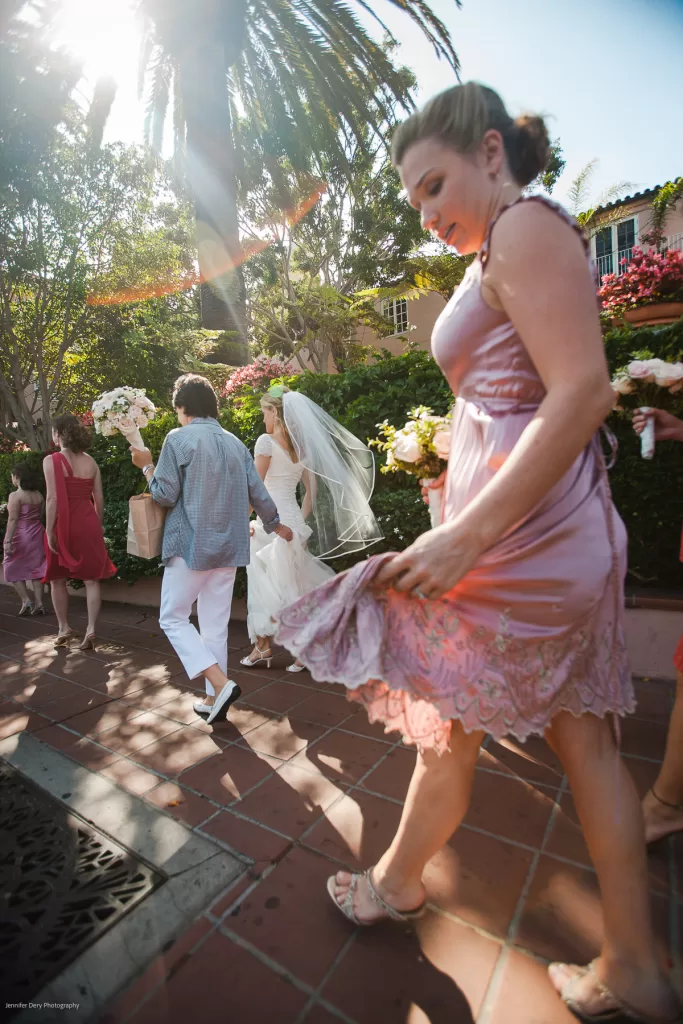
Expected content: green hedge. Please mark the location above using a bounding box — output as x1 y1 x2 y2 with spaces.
2 324 683 592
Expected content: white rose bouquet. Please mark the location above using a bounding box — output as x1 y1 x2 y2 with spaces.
611 357 683 459
92 387 157 451
371 406 452 527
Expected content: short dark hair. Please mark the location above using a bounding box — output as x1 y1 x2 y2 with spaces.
172 374 218 419
12 461 43 491
52 414 91 453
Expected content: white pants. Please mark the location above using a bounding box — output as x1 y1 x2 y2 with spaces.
160 557 237 695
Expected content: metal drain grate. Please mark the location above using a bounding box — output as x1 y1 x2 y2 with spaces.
0 760 162 1013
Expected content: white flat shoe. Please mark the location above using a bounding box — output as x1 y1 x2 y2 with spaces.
207 681 242 724
286 662 306 674
193 700 213 715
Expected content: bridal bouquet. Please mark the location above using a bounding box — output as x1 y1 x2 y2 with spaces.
371 406 451 527
92 388 156 451
612 358 683 459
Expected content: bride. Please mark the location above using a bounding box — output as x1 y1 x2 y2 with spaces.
241 385 382 672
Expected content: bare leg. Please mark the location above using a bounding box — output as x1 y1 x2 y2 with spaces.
547 711 679 1019
32 581 44 610
332 721 484 922
13 581 32 610
83 580 101 637
641 671 683 843
50 580 69 634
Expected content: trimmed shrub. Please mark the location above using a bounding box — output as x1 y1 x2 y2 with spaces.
3 327 683 592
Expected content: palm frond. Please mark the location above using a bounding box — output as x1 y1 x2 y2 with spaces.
596 180 637 209
137 0 459 171
566 159 598 216
143 52 172 154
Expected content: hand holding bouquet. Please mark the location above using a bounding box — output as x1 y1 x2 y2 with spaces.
612 358 683 459
371 406 452 527
92 388 156 451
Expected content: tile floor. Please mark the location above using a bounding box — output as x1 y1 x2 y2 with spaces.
0 588 679 1024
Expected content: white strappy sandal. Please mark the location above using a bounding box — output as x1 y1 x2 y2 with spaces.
240 644 273 669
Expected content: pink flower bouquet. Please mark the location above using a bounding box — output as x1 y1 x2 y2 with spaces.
612 358 683 458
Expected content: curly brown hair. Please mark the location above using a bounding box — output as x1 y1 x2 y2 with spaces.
52 414 91 453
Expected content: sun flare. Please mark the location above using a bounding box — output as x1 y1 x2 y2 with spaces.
53 0 140 84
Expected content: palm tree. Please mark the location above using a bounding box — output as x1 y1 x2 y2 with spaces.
133 0 461 363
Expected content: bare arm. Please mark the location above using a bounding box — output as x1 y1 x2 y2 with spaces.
92 463 105 523
379 203 615 596
3 493 20 552
246 450 293 540
301 469 313 521
254 453 270 483
43 455 58 550
246 453 271 518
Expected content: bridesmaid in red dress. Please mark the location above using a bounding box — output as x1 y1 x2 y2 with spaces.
43 415 116 649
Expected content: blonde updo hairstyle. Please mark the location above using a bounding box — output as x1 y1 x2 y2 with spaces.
260 386 297 457
391 82 550 188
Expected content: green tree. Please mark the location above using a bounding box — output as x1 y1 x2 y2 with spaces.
0 137 199 449
249 277 394 373
130 0 461 361
531 138 565 195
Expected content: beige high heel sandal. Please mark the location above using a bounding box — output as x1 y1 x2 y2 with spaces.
54 631 73 649
79 633 96 652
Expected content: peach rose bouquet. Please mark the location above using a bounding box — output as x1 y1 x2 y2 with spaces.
370 407 452 527
92 387 157 451
612 358 683 459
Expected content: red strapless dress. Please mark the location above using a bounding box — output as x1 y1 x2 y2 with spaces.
43 453 116 582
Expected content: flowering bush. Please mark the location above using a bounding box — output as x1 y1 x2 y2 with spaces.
599 246 683 314
0 436 30 455
370 406 451 480
220 356 295 399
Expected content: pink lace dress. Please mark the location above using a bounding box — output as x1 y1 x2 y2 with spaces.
276 196 634 752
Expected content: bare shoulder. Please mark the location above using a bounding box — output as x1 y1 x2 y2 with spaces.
7 490 19 506
490 200 587 263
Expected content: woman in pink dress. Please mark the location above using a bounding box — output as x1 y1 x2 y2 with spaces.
277 84 680 1023
3 462 47 614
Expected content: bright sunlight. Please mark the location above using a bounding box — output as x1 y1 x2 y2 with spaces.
53 0 140 83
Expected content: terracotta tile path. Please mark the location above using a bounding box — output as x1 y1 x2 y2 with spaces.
0 587 680 1023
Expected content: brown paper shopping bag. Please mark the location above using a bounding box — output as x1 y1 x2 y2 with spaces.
127 493 165 559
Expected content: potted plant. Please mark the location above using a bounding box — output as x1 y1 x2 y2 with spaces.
599 246 683 326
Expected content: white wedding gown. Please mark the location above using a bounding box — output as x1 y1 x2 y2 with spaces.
246 433 335 642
